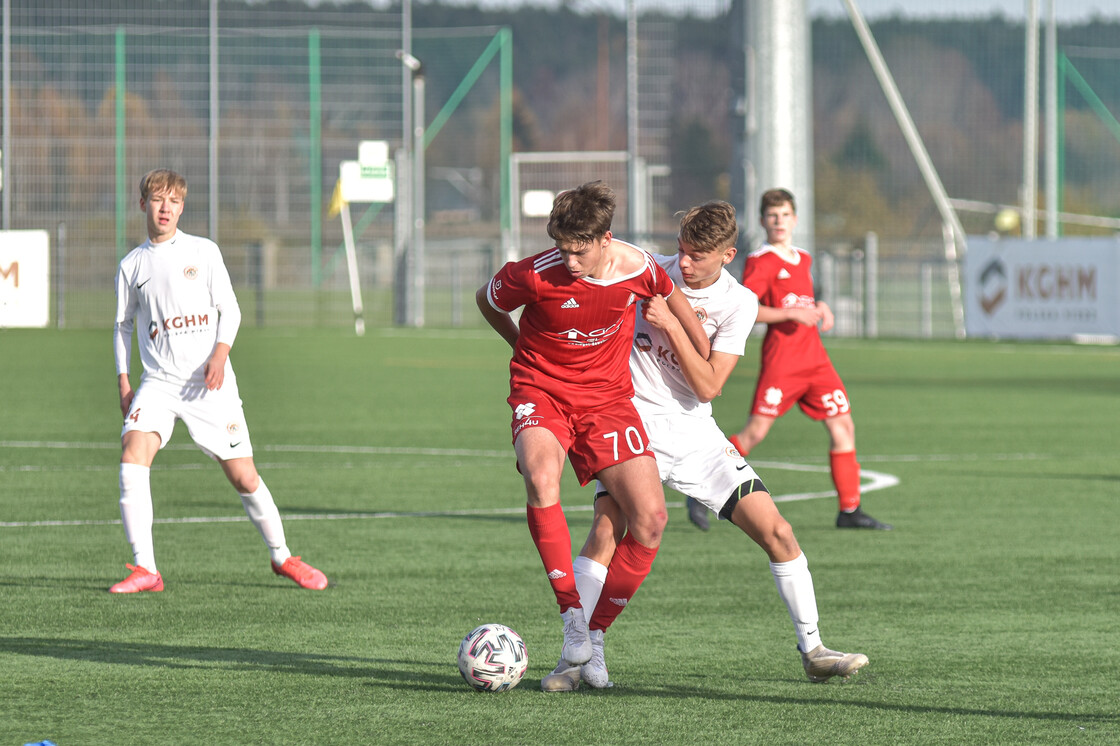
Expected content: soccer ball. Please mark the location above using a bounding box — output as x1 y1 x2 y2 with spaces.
457 623 528 692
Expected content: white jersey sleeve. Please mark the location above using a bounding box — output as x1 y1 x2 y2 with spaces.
630 258 758 418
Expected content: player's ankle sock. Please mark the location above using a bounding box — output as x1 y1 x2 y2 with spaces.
573 555 608 619
588 534 658 631
830 450 861 513
526 503 580 610
770 552 822 653
239 479 290 564
729 434 748 457
119 462 157 573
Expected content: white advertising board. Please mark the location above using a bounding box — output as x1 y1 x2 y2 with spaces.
0 230 51 328
964 236 1120 339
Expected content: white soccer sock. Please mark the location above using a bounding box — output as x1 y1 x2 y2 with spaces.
770 552 822 653
239 478 291 565
119 462 157 573
573 555 608 620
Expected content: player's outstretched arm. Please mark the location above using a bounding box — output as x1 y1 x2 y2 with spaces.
756 304 821 326
476 284 519 348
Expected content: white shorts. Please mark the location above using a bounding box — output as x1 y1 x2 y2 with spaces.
122 376 254 462
596 411 764 520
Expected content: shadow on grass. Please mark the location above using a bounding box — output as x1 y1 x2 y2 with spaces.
0 636 465 689
3 636 1118 728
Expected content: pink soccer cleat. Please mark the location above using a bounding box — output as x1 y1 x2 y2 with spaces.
271 556 328 590
109 564 164 593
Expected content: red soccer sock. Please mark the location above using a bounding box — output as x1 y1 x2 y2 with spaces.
830 449 861 513
588 533 659 632
526 503 580 611
728 434 748 457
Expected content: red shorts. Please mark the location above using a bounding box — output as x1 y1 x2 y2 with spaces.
750 361 852 421
508 384 655 486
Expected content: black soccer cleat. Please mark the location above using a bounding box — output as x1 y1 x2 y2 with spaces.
686 496 711 531
836 507 892 530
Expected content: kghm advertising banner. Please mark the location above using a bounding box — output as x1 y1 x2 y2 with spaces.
964 237 1120 340
0 230 51 328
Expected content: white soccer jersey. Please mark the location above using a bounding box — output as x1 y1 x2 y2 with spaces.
630 253 759 418
114 230 242 387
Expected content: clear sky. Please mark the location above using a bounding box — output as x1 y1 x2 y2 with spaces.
445 0 1119 23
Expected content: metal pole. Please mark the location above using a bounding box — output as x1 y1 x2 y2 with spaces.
2 0 11 229
1043 0 1058 238
412 70 425 327
864 231 878 339
1022 0 1039 239
56 221 66 328
626 0 639 237
921 263 933 338
209 0 219 241
115 27 127 260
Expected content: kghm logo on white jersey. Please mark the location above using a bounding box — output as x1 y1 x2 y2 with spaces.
514 403 536 420
561 297 580 309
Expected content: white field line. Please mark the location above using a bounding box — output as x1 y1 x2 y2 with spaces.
7 438 1020 528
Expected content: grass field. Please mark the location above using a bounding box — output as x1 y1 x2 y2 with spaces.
2 328 1118 745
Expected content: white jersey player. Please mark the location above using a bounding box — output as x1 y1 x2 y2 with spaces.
540 201 870 691
110 168 328 593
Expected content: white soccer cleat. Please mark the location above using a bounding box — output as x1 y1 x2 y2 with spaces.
540 658 581 692
580 629 612 689
560 606 592 665
800 645 869 683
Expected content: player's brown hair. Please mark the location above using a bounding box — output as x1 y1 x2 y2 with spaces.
759 187 796 217
140 169 188 201
677 200 738 254
547 180 615 245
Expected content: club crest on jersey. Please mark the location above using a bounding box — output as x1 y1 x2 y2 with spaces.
184 266 199 280
226 422 241 435
694 307 708 323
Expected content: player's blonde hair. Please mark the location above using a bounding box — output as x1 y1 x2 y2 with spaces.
547 180 615 245
140 169 188 201
677 201 738 254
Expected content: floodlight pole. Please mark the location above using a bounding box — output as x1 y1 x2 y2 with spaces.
398 50 425 328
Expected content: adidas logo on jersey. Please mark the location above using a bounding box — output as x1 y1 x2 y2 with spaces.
778 268 791 279
561 298 580 309
547 569 568 580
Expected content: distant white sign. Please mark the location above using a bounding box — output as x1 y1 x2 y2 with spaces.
340 160 395 204
0 230 51 328
964 236 1120 339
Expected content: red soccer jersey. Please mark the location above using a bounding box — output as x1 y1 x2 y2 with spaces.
486 244 676 410
741 244 831 376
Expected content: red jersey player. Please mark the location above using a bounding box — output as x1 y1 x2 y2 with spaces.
476 181 709 682
728 188 891 530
